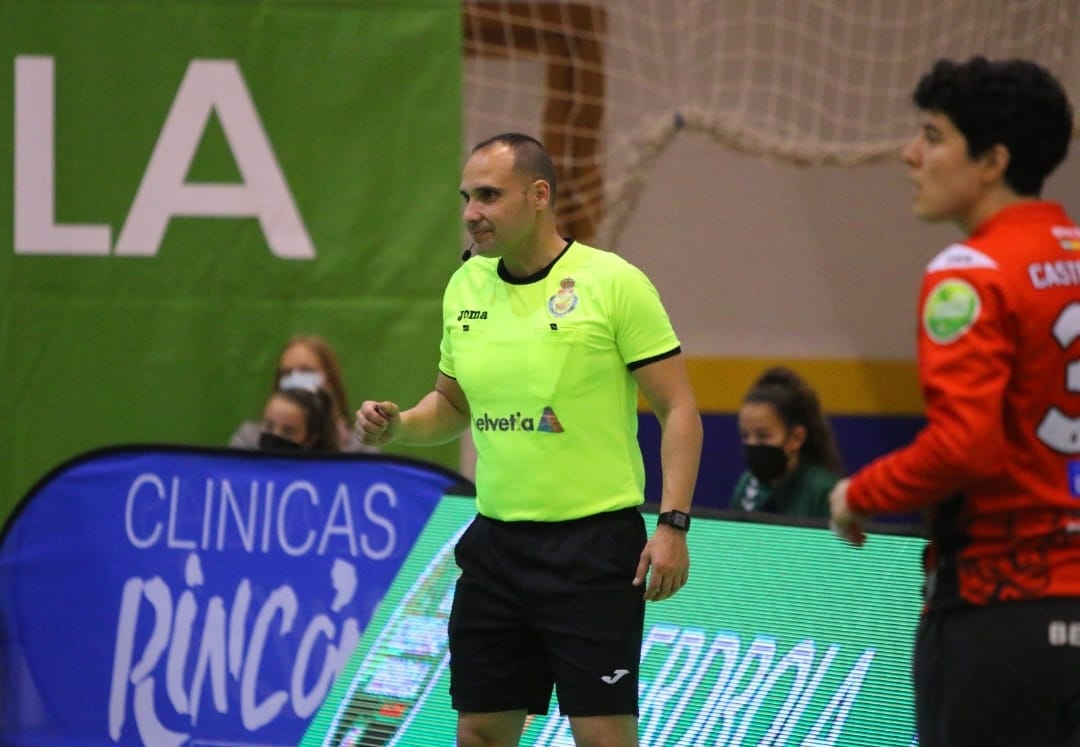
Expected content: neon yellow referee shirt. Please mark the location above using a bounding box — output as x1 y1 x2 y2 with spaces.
439 241 681 521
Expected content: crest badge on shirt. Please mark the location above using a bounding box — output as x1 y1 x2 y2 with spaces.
548 277 579 317
923 277 981 344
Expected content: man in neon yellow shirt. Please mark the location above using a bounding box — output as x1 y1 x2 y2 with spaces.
356 133 701 747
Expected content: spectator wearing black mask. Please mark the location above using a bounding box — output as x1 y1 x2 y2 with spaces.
230 333 377 453
729 366 843 517
257 387 339 453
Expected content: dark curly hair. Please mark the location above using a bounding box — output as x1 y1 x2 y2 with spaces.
743 366 844 474
913 56 1073 196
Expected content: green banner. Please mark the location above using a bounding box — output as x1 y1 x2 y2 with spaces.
303 500 923 746
0 0 464 521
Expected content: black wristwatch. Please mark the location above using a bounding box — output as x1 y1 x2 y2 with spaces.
656 510 691 532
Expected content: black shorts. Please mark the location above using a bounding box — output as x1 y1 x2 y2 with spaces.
915 597 1080 747
448 507 647 717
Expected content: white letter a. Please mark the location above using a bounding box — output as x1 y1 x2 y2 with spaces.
115 59 314 259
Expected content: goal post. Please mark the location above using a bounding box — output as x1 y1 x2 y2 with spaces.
465 2 606 242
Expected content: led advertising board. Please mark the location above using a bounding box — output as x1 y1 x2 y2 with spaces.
303 498 924 746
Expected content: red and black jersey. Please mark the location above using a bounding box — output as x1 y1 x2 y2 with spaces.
848 201 1080 610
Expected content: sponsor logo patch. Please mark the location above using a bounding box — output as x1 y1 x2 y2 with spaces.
923 277 980 344
538 406 564 433
1053 225 1080 251
457 309 488 321
474 406 564 433
600 669 630 685
926 243 997 272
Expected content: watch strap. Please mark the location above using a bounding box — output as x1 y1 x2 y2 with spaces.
656 510 691 532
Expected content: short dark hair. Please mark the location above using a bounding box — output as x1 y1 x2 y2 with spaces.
472 132 558 203
912 56 1073 196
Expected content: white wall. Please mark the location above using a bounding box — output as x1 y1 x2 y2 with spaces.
464 0 1080 364
616 134 1080 362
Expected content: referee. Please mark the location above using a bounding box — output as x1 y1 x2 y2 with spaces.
355 132 702 747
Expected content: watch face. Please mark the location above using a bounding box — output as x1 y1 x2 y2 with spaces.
661 512 689 530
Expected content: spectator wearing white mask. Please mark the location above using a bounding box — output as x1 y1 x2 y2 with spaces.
229 334 378 453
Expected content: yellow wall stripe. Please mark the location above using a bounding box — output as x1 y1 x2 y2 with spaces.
673 357 923 416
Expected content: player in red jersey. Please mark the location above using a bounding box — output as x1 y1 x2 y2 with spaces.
829 57 1079 746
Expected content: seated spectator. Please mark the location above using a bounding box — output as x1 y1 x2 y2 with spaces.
258 387 339 452
230 334 377 453
730 366 843 517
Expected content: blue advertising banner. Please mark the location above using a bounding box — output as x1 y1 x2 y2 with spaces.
0 446 473 747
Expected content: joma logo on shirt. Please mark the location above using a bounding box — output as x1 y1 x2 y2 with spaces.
475 407 564 433
457 309 488 321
